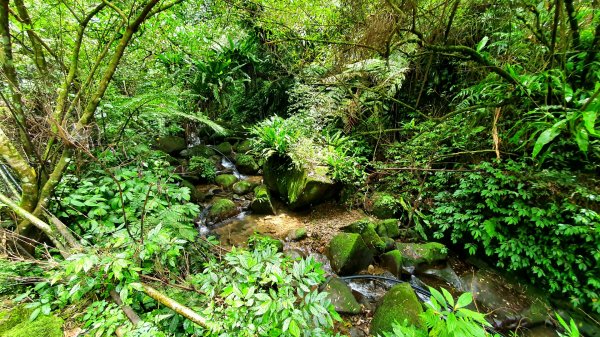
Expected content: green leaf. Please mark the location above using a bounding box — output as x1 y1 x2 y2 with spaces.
455 292 472 309
429 287 448 308
289 320 300 337
441 287 455 308
532 119 566 158
476 36 489 52
582 110 597 136
574 126 589 153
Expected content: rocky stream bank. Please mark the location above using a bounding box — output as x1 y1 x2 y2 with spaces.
156 134 599 337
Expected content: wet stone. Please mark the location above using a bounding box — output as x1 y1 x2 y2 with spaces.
322 277 362 315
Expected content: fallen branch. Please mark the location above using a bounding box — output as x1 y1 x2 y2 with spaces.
141 283 210 329
110 290 142 326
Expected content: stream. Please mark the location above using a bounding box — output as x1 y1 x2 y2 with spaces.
189 150 598 337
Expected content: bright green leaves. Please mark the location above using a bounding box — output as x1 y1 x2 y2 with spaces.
455 292 472 310
532 119 566 158
189 238 339 336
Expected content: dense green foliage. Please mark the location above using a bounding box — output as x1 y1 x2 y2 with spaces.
428 160 600 311
1 0 599 335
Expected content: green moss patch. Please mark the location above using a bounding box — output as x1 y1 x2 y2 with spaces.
370 283 423 335
328 233 373 275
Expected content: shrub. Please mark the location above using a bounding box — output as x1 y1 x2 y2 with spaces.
189 156 217 181
188 236 341 336
428 160 600 313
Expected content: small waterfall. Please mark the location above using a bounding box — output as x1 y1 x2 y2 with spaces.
221 157 247 180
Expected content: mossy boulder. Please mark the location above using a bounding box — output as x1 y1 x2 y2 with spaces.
155 136 186 154
235 139 253 153
396 242 447 268
342 219 389 254
322 277 361 315
180 144 216 158
208 198 238 223
215 142 233 155
0 306 63 337
370 283 424 335
215 174 238 188
369 192 398 219
263 156 337 210
235 154 259 175
381 250 404 277
376 219 400 238
328 233 373 275
250 185 276 215
232 180 254 195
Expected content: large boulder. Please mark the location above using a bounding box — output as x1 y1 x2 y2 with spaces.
232 180 254 195
215 174 238 189
208 198 238 223
235 154 260 175
235 139 253 153
250 185 276 215
396 242 447 270
263 156 337 210
370 283 424 335
156 136 186 154
322 277 362 315
328 233 373 275
215 142 233 155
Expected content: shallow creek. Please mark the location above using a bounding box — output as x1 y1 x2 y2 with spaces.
193 155 596 337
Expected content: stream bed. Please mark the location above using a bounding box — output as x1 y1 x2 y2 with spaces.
188 151 597 337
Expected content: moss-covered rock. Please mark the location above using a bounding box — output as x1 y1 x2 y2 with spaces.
361 225 386 254
376 219 400 238
381 250 404 277
155 136 186 154
369 192 398 219
0 306 63 337
371 283 424 335
263 156 337 210
235 154 259 175
396 242 447 268
341 218 372 234
180 144 216 158
215 174 238 188
328 233 373 275
322 277 361 315
251 185 276 215
232 180 254 195
215 142 233 155
208 198 238 222
235 139 253 153
287 227 307 241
